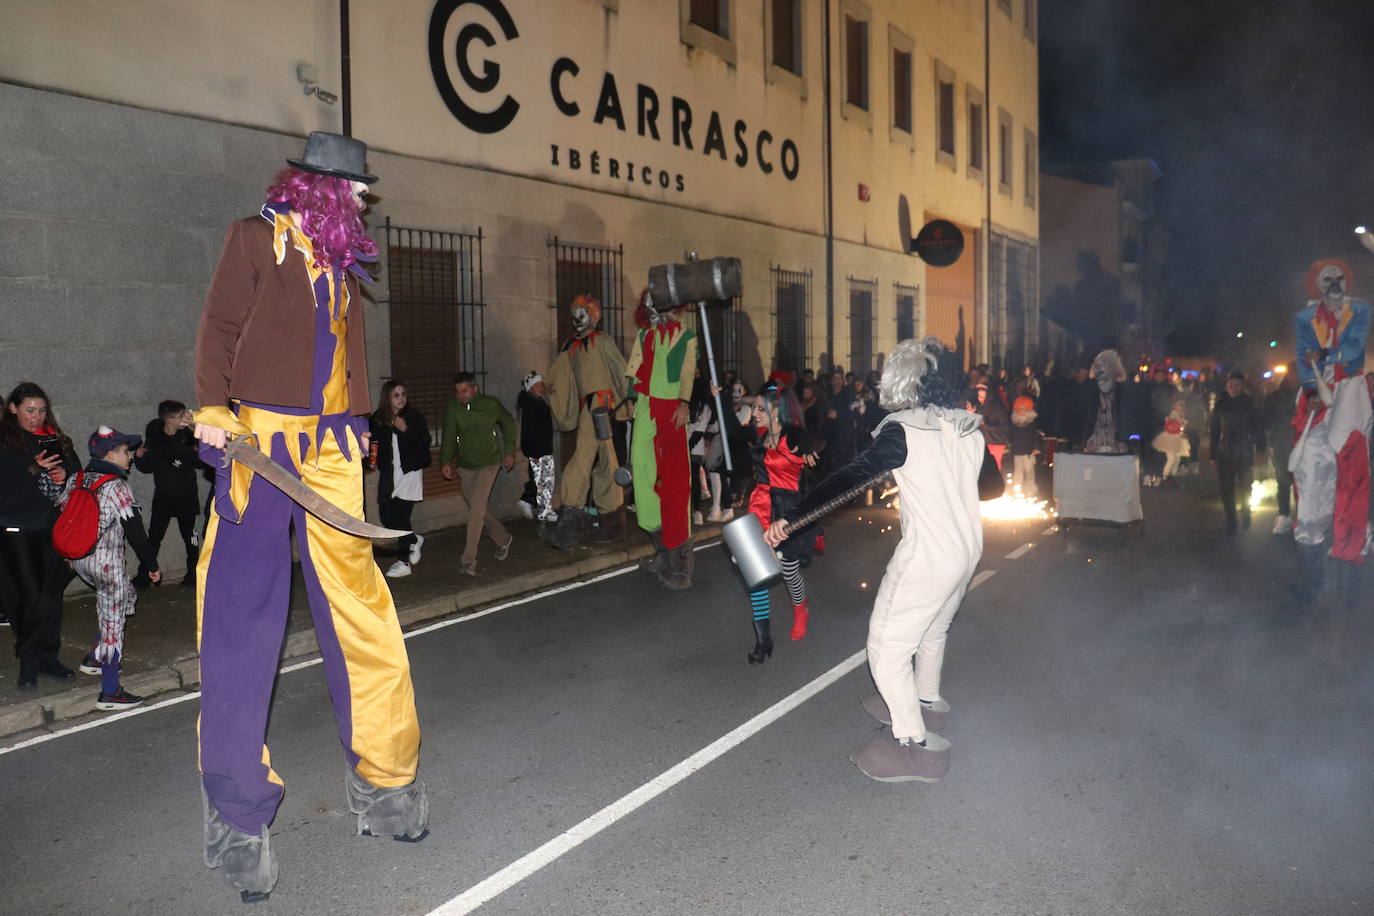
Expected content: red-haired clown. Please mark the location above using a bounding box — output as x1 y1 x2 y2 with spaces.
1289 256 1372 601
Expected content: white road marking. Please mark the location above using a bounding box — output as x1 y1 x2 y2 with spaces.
969 569 997 590
1005 543 1035 560
428 647 871 915
1041 525 1058 536
429 566 997 914
0 544 723 758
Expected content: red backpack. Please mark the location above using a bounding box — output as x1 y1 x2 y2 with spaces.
52 472 117 560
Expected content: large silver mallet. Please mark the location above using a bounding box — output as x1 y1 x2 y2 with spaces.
647 256 743 472
722 472 893 590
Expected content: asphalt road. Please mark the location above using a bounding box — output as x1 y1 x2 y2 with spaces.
3 485 1371 915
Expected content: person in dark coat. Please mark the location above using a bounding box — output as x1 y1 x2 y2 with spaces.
1210 371 1265 533
1 382 80 689
134 400 205 588
1262 367 1299 534
370 380 431 578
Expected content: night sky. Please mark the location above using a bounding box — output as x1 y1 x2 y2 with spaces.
1039 0 1374 360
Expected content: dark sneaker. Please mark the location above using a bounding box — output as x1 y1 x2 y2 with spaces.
17 662 37 691
37 659 75 681
131 573 152 591
96 688 144 710
79 654 118 675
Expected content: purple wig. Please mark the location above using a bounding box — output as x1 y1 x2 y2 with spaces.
265 168 378 271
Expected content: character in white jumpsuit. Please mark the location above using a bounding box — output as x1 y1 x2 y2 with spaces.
767 337 984 782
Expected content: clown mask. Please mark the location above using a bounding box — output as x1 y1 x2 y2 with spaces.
1318 264 1347 304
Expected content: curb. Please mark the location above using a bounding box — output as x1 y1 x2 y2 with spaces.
1 527 721 744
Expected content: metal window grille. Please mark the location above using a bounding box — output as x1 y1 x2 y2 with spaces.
989 233 1038 371
771 266 811 374
384 218 485 440
384 219 485 500
847 277 877 376
549 238 625 351
696 297 743 382
894 283 919 341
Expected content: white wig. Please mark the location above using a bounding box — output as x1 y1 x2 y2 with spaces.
880 336 945 410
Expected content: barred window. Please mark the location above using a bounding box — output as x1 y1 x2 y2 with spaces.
848 278 877 376
894 283 919 341
771 266 812 374
385 219 485 497
549 238 624 350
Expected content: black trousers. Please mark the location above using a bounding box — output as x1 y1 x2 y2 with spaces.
139 505 198 576
0 529 70 662
378 494 417 560
1216 460 1254 524
1273 450 1293 517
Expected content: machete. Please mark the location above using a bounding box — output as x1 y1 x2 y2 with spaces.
224 437 411 540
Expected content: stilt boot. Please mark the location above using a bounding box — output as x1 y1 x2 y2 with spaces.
849 731 951 783
638 529 668 576
203 787 278 903
659 537 694 590
1335 560 1363 605
345 765 430 842
747 617 773 664
539 507 588 551
789 599 809 641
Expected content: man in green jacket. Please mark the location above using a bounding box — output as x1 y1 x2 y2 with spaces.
440 372 516 575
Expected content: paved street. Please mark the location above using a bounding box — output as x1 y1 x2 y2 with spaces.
3 479 1372 915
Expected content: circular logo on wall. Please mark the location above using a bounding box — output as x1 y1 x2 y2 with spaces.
913 219 965 267
428 0 522 134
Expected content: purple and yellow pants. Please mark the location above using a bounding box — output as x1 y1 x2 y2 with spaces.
196 406 420 836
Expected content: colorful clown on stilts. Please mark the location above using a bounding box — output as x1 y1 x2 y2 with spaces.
1289 255 1373 603
192 132 427 902
626 289 698 589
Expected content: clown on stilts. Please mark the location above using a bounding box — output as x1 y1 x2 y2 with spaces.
1288 255 1373 602
543 295 631 548
626 289 698 589
192 133 427 901
765 338 983 782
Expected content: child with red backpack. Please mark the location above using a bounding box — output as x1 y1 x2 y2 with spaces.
58 427 160 709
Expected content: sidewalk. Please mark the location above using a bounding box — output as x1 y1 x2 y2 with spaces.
0 517 726 741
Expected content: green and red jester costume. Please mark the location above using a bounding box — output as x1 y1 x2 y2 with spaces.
627 308 697 588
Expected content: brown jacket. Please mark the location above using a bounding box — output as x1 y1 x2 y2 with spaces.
195 216 372 415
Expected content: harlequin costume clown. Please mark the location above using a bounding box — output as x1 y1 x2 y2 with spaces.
544 295 630 546
626 290 698 589
742 379 816 663
192 133 427 901
1290 257 1372 601
766 338 983 782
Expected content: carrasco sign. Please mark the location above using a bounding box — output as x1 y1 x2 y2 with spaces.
427 0 801 194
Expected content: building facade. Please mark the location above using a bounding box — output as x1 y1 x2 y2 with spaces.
1 0 1039 540
1038 158 1169 370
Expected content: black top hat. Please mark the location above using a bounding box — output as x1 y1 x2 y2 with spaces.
287 131 378 184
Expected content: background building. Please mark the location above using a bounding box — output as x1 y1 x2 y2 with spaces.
1 0 1039 552
1038 158 1170 370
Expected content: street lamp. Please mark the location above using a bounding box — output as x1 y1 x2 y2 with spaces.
1236 331 1244 339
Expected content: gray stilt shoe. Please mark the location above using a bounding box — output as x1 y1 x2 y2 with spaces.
849 731 951 783
203 788 279 903
345 765 430 842
861 692 951 732
660 537 695 590
638 529 668 576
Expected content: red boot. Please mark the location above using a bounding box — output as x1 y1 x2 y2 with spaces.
790 600 809 641
813 532 826 553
